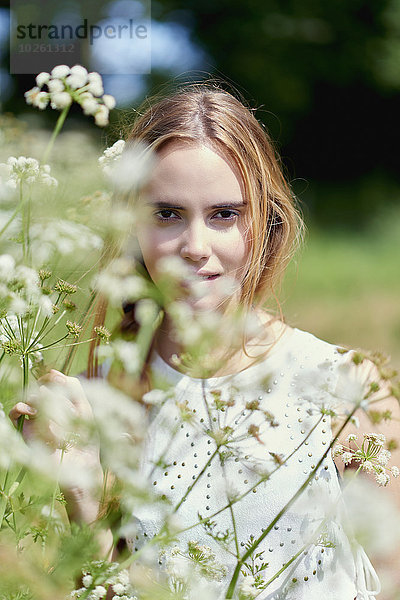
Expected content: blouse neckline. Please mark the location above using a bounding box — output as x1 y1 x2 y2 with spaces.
150 326 300 387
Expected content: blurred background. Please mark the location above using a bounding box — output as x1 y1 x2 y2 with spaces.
0 0 399 364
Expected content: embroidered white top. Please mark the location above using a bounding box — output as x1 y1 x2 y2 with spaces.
129 327 380 600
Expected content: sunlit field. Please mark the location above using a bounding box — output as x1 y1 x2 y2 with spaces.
283 210 400 367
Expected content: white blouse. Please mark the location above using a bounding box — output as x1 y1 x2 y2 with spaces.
128 328 380 600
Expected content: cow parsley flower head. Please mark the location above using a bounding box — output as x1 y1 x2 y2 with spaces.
82 574 93 588
336 430 399 487
341 451 353 465
375 471 390 487
0 156 57 188
29 220 102 265
239 575 258 598
98 140 126 175
100 141 153 190
94 258 146 307
25 65 115 127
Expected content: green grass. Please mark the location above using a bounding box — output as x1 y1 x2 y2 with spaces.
282 211 400 366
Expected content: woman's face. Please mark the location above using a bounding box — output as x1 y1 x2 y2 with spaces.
137 141 251 312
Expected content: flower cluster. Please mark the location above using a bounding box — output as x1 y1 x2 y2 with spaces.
98 139 126 175
98 139 153 192
239 575 258 599
333 433 400 486
94 325 111 343
94 258 147 307
29 220 103 265
25 64 115 127
0 313 44 368
0 156 57 189
0 254 53 316
162 541 227 591
71 563 137 600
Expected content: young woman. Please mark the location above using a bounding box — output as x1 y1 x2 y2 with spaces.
11 85 397 599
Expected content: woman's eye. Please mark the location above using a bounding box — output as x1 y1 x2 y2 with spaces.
154 209 179 221
214 209 239 220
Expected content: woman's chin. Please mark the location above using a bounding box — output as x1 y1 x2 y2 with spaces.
184 294 235 314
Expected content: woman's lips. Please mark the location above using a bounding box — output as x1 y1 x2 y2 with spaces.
201 274 220 280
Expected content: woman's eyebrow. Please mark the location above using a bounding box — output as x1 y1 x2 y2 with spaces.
149 200 247 209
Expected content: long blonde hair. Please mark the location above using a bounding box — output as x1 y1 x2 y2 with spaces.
125 84 303 309
87 83 304 379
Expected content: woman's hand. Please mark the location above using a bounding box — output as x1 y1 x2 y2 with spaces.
9 369 104 525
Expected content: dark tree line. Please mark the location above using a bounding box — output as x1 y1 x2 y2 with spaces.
2 0 400 227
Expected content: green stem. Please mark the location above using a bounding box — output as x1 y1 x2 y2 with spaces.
17 355 30 433
0 194 25 239
224 408 357 599
44 448 65 546
41 105 70 165
33 333 69 353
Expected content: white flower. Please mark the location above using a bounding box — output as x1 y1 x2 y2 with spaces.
24 86 41 105
9 295 28 315
51 64 71 78
35 91 49 110
332 444 344 457
391 466 399 477
36 71 50 87
91 585 107 599
109 340 140 374
103 142 153 189
164 550 191 582
87 72 104 96
82 574 93 588
135 299 159 324
82 96 99 116
29 222 101 265
50 91 72 109
66 74 86 89
0 254 15 279
361 461 374 473
48 78 65 93
377 449 391 466
142 389 169 405
116 571 130 587
94 105 109 127
239 575 257 598
1 156 57 188
98 140 126 174
375 471 390 486
94 259 145 307
39 294 53 317
111 583 125 595
341 451 353 465
364 432 386 447
346 433 358 442
102 94 116 110
66 65 88 88
349 415 360 428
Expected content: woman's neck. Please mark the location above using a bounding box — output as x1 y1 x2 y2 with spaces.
154 308 289 378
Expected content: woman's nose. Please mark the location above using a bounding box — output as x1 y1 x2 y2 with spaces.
179 221 211 262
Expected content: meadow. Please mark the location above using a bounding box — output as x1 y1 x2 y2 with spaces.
283 210 400 368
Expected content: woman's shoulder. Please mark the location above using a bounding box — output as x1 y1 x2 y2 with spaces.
255 313 345 366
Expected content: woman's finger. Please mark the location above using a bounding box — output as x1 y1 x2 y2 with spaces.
39 369 93 419
8 402 37 427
